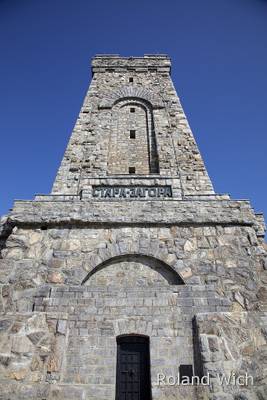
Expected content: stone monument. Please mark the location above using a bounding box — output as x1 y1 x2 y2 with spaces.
0 55 266 400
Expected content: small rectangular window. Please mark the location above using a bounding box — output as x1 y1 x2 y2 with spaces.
129 77 133 83
130 107 135 113
129 167 135 174
130 130 136 139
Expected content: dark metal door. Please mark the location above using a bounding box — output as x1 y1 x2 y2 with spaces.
116 336 151 400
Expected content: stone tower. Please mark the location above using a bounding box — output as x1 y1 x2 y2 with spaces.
0 55 266 400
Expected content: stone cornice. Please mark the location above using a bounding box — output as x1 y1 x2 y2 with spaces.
7 199 263 231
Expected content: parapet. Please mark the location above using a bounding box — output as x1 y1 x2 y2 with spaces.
91 54 171 74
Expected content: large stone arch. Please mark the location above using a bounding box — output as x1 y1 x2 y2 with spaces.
81 253 185 285
98 85 165 109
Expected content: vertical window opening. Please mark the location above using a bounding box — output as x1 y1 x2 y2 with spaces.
129 77 133 83
130 107 135 113
130 130 136 139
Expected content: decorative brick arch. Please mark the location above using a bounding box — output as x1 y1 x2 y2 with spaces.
82 253 185 285
98 85 165 109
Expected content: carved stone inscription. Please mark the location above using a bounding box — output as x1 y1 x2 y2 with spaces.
92 185 172 199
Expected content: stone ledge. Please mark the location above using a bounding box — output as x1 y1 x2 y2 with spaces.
7 199 261 228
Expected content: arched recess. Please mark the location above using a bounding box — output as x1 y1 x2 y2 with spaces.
81 254 185 286
108 98 159 174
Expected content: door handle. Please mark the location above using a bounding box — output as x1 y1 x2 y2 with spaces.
121 369 135 375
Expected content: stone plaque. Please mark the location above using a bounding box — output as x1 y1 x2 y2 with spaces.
92 185 172 199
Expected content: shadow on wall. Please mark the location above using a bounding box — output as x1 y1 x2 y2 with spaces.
82 254 185 286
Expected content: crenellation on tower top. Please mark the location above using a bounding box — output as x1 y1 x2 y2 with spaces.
91 54 171 74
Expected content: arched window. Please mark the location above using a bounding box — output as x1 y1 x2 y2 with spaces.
108 98 159 175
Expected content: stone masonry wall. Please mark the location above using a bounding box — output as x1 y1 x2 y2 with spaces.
0 287 207 400
196 312 267 400
1 55 266 400
1 221 265 312
52 56 214 196
0 197 266 399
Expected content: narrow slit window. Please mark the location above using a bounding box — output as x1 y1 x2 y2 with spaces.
129 167 135 174
130 130 136 139
130 107 135 113
129 77 133 83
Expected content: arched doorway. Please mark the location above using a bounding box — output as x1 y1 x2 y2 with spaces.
116 335 151 400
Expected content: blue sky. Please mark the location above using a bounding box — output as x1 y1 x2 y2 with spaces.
0 0 266 219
